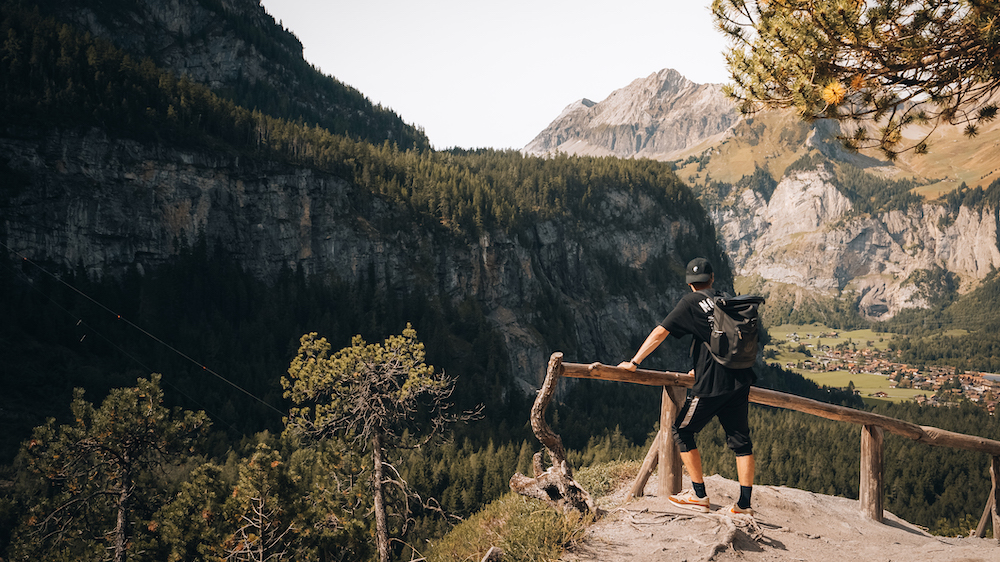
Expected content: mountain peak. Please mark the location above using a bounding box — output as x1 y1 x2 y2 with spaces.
523 68 738 159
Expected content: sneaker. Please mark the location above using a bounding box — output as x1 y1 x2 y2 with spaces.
728 503 755 516
668 489 710 513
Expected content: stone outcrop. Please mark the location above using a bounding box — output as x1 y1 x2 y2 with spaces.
523 69 738 160
713 168 1000 318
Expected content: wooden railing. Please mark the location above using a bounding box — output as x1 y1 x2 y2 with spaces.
555 355 1000 536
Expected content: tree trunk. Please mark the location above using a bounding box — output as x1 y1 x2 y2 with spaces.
372 432 390 562
113 464 131 562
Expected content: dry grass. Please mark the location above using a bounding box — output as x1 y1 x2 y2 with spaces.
423 461 639 562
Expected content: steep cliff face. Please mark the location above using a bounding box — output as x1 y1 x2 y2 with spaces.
523 69 738 159
714 169 1000 318
0 128 708 390
46 0 428 148
63 0 286 89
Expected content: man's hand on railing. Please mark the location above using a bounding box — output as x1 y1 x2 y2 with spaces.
616 361 637 372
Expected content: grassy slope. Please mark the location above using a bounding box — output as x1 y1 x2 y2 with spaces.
891 106 1000 198
671 102 1000 200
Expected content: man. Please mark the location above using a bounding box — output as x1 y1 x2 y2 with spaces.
618 257 756 515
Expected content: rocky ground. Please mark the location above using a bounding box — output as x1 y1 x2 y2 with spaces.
561 474 998 562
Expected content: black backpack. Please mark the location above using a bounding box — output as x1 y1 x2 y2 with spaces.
699 291 765 369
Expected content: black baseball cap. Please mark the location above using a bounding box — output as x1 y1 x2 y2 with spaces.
685 258 713 284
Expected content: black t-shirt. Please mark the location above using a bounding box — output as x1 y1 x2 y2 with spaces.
660 288 756 397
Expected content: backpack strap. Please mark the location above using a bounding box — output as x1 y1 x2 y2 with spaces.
690 289 718 358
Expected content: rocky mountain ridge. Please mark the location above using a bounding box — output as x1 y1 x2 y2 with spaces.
523 69 738 160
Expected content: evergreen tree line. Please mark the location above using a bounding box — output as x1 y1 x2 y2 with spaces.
941 178 1000 214
881 269 1000 372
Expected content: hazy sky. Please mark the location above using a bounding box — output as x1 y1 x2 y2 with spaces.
259 1 732 150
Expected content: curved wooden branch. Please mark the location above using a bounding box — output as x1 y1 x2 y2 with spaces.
531 352 567 468
509 352 597 514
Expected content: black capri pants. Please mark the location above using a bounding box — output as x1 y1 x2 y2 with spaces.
671 384 753 456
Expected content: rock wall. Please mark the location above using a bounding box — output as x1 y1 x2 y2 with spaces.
65 0 289 89
0 128 708 390
713 169 1000 318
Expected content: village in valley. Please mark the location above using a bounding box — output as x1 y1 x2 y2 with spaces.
767 326 1000 414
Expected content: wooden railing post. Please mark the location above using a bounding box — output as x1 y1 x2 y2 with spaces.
974 477 995 537
658 386 686 496
860 424 884 522
992 456 1000 538
629 434 659 498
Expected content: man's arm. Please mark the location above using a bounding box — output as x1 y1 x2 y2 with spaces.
617 325 669 371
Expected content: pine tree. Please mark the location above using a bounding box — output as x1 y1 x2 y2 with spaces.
282 325 476 562
11 375 209 562
224 444 295 562
713 0 1000 158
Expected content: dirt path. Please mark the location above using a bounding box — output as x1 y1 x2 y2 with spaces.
561 474 998 562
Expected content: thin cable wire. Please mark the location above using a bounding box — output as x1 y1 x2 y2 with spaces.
12 281 242 434
1 241 287 419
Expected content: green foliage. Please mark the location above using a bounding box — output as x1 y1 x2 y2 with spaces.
10 375 209 562
782 152 832 176
423 493 589 562
283 326 467 561
880 269 1000 371
833 161 922 215
901 266 959 306
713 0 1000 158
224 443 297 561
736 165 777 202
283 326 456 448
149 462 232 562
942 177 1000 212
147 435 372 562
933 513 985 539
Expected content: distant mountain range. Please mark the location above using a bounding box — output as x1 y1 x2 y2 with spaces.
525 69 1000 321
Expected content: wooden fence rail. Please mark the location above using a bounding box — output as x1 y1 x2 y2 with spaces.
557 358 1000 536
